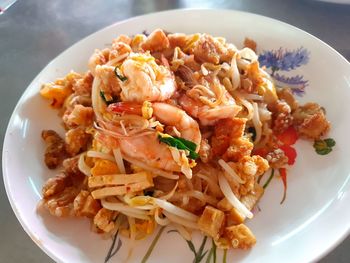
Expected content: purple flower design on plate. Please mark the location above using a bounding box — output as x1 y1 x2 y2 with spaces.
259 47 310 96
273 73 308 96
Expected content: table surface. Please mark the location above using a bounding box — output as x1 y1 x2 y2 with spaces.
1 0 349 262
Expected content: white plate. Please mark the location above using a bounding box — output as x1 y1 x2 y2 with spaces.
3 9 350 263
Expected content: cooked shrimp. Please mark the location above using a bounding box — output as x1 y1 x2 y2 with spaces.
119 133 181 172
179 93 241 126
109 102 201 148
119 53 177 102
112 102 201 172
88 49 110 76
152 102 201 149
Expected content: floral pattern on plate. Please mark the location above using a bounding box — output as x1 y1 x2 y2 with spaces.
259 47 310 96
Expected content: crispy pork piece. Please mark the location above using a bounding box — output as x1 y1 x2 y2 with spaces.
243 38 257 52
94 208 117 233
65 127 92 156
193 34 230 64
265 148 288 169
277 88 298 111
293 102 330 139
141 29 170 52
73 190 101 218
63 104 94 128
268 100 293 134
42 172 70 199
42 130 66 169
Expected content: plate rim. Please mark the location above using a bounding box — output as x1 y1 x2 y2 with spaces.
2 8 350 263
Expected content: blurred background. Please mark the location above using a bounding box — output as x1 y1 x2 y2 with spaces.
1 0 349 262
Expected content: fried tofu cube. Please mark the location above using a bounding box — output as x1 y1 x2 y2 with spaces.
198 206 225 240
218 197 245 225
225 224 256 249
227 207 245 225
217 198 233 212
227 184 264 225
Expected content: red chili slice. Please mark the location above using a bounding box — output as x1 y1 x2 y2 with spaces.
276 126 298 146
108 102 142 115
253 147 269 158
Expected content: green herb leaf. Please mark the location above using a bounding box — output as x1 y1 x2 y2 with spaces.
313 138 336 155
144 189 154 196
188 151 199 160
100 91 108 103
100 91 116 105
158 135 199 160
248 127 256 142
114 66 128 81
159 136 187 150
175 136 197 152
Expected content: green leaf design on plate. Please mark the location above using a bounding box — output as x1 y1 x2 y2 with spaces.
262 169 275 189
104 230 122 263
141 226 166 263
168 230 211 263
324 138 336 147
186 236 208 263
205 239 217 263
222 249 227 263
313 138 336 155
